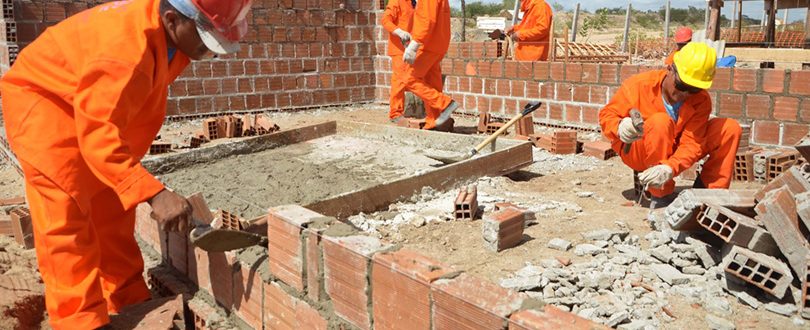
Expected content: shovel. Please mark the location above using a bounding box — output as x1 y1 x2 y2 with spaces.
186 193 263 252
427 101 542 165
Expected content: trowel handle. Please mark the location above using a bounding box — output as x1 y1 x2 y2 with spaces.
472 101 542 154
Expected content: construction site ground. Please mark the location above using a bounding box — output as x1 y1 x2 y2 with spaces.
0 104 803 329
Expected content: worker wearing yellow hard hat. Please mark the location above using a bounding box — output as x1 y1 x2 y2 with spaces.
599 42 742 207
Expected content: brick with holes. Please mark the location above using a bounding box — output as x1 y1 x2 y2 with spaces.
756 187 810 276
482 207 525 252
797 132 810 163
202 118 218 140
734 148 758 182
515 116 534 140
766 150 800 182
665 189 757 231
477 113 491 133
148 141 172 155
486 122 508 135
723 245 793 298
582 141 615 160
755 165 810 202
9 207 33 249
454 184 478 221
697 203 778 255
802 255 810 319
509 305 610 330
267 205 324 292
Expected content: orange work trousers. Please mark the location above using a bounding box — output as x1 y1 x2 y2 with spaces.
389 55 407 119
620 113 741 197
21 161 151 329
402 49 450 129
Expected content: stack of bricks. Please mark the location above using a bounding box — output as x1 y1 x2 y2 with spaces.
199 114 279 142
134 203 604 330
453 184 478 221
529 130 577 154
582 140 615 160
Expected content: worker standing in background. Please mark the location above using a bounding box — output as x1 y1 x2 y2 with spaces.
381 0 415 124
506 0 553 61
664 27 692 65
0 0 252 328
599 42 742 208
401 0 458 130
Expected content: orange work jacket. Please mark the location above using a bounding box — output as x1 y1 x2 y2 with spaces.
381 0 415 56
664 51 676 65
411 0 451 55
598 70 711 176
513 0 553 61
0 0 190 211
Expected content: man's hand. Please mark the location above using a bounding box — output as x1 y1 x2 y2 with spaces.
149 189 191 232
639 165 674 187
510 30 520 41
403 41 420 65
618 116 643 143
393 28 411 47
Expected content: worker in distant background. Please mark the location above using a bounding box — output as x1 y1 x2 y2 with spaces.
506 0 553 61
664 27 692 65
402 0 458 130
0 0 252 328
599 42 741 208
381 0 415 124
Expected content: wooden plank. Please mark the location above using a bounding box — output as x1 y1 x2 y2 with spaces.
725 47 810 63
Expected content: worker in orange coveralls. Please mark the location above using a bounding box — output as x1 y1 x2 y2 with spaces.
381 0 415 123
599 42 741 208
401 0 458 130
664 27 693 65
0 0 252 328
506 0 553 61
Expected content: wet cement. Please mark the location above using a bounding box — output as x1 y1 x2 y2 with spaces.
160 135 439 218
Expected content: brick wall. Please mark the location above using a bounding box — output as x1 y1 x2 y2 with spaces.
136 203 607 329
2 0 385 116
375 41 810 147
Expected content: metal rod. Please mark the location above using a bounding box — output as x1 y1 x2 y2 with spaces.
664 0 671 49
571 3 580 42
621 2 632 53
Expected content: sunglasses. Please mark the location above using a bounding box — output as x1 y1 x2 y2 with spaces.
671 65 703 94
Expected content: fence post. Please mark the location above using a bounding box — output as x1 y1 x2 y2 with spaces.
621 2 632 53
664 0 671 49
571 3 580 42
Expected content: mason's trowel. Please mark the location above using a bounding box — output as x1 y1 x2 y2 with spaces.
187 193 263 252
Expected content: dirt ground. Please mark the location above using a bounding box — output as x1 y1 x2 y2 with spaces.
0 104 804 329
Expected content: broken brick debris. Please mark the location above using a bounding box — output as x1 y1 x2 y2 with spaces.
482 207 525 252
697 203 778 255
0 196 25 206
755 187 810 276
453 184 478 221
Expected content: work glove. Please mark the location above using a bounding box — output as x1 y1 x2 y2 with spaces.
393 28 411 47
638 165 674 187
510 31 520 41
403 41 420 65
618 116 643 144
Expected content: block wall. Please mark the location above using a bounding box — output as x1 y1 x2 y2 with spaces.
375 41 810 147
135 203 607 330
2 0 386 115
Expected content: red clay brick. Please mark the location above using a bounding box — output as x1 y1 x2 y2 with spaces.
323 235 391 329
483 207 525 251
267 205 325 292
8 207 33 249
784 123 810 146
598 64 618 84
712 68 731 91
372 249 455 330
454 184 479 221
582 141 616 160
167 230 188 275
581 63 599 83
773 96 800 121
432 273 525 329
534 62 549 81
304 218 334 302
790 70 810 96
619 64 640 82
733 68 758 92
744 94 770 119
550 62 565 81
718 93 743 117
233 262 264 329
756 187 809 276
723 245 793 299
761 69 785 93
565 63 582 82
753 121 780 145
509 306 610 330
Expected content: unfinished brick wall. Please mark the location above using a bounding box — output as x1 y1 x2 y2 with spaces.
375 41 810 147
135 203 605 329
2 0 383 115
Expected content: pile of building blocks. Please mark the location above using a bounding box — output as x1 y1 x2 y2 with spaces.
133 203 603 329
664 132 810 319
529 130 577 154
734 146 805 183
197 114 280 142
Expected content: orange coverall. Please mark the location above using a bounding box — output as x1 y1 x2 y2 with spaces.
403 0 452 129
512 0 553 61
381 0 415 120
0 0 189 328
599 70 741 198
664 51 676 65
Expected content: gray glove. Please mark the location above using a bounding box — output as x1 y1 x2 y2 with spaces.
393 28 411 46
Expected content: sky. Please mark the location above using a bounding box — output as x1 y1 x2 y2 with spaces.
448 0 809 23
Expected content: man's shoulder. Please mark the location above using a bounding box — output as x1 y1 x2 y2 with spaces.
623 69 666 88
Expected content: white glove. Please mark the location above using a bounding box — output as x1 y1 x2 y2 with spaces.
618 116 643 144
639 165 674 187
393 28 411 46
403 41 420 65
510 31 520 41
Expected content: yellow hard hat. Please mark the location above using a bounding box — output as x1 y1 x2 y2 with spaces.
672 42 717 90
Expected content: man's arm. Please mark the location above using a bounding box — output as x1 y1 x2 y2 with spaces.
73 59 165 211
411 0 438 45
598 82 636 142
664 97 710 176
380 0 400 33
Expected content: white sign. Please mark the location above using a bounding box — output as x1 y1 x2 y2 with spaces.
476 17 512 32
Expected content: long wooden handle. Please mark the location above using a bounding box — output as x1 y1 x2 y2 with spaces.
472 102 541 154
